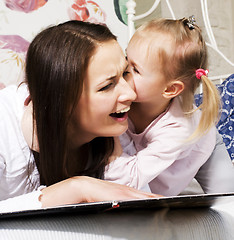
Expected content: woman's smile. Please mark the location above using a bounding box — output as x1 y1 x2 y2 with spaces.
110 106 130 122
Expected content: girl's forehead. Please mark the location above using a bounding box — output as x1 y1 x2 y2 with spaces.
127 33 174 73
127 36 150 58
128 34 160 57
138 33 173 57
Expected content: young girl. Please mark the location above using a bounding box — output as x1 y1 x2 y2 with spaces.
105 17 234 196
0 20 157 213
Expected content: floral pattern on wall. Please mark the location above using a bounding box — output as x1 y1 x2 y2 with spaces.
4 0 48 13
0 0 128 86
68 0 106 23
0 35 29 86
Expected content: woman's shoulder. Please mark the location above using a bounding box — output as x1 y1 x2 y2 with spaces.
0 84 28 116
0 84 28 147
0 83 28 101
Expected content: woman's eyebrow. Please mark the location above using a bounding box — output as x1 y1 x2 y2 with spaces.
99 61 129 85
106 75 116 81
120 61 129 74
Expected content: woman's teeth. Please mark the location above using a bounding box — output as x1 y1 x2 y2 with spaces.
110 106 130 118
116 106 130 114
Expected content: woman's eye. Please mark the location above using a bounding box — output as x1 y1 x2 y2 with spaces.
123 71 130 78
98 83 113 92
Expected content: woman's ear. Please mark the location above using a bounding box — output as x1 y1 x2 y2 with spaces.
163 80 184 99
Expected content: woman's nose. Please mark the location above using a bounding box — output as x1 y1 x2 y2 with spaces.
118 77 136 102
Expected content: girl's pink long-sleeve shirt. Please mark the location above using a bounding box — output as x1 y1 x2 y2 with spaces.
105 98 216 196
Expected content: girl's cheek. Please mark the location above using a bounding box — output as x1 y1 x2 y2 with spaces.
133 79 142 96
128 77 136 91
132 74 140 87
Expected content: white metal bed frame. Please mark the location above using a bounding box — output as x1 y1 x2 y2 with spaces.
126 0 234 83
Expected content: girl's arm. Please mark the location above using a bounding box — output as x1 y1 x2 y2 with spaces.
105 129 185 190
105 123 216 193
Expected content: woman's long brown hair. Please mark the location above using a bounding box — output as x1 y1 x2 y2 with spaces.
26 21 115 186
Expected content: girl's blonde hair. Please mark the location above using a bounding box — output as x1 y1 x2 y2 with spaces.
134 18 221 139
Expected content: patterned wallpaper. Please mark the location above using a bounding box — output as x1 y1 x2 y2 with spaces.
0 0 129 86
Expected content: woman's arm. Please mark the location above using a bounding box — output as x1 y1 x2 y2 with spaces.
0 176 159 213
40 176 159 208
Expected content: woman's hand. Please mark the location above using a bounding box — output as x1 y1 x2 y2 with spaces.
40 176 161 208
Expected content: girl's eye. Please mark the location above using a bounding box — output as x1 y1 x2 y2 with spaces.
133 67 139 74
98 82 113 92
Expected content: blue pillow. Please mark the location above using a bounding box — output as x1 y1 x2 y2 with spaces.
195 74 234 161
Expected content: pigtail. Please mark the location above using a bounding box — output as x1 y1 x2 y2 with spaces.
193 75 221 138
186 71 221 141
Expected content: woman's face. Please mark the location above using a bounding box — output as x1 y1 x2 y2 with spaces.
70 40 136 145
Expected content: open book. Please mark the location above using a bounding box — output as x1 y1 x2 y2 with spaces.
1 192 234 219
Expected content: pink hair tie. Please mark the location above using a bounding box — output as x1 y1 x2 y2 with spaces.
196 69 209 79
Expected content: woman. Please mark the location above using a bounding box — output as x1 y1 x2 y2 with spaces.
0 20 157 212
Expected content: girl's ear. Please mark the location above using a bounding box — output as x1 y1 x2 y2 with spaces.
163 80 184 99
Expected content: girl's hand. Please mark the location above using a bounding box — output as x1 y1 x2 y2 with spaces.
40 176 161 208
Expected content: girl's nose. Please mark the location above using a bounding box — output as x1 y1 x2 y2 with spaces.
118 77 136 103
